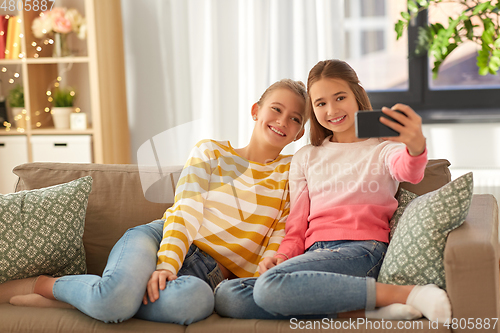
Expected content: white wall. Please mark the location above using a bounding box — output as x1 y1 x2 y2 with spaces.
423 122 500 207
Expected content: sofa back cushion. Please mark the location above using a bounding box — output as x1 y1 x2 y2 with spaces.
13 159 450 276
14 163 182 276
399 159 451 195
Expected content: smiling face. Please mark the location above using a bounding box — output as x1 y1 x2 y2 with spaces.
252 88 306 151
309 78 360 143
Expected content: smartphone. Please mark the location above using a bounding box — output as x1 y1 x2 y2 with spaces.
355 110 403 138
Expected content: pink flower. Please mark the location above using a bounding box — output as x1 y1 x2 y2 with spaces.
50 8 66 20
53 16 72 34
31 7 86 39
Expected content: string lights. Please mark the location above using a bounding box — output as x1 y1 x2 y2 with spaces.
1 65 23 132
1 12 82 132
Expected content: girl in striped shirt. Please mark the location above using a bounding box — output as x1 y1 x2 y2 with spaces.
12 79 309 325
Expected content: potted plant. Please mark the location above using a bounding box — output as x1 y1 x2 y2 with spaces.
395 0 500 78
7 84 26 129
51 87 76 129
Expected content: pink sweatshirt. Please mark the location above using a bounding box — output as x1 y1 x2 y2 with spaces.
277 137 427 260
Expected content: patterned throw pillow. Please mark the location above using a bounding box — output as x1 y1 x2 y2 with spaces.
389 188 418 241
0 176 92 284
378 172 473 289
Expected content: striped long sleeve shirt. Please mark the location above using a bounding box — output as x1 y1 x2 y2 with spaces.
156 139 291 278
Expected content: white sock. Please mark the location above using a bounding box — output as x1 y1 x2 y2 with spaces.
406 284 451 323
366 303 422 320
10 294 75 309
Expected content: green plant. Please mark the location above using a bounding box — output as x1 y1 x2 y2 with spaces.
7 84 24 108
395 0 500 78
52 87 76 107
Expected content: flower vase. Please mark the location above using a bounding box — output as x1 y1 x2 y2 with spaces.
51 107 73 129
53 33 71 57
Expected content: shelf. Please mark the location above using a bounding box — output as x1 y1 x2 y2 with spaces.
0 59 24 65
30 128 94 135
0 57 90 65
26 57 90 64
0 129 26 135
0 0 130 165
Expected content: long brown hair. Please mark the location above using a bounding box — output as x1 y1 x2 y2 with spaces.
307 60 372 146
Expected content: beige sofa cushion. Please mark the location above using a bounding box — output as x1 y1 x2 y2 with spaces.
399 159 451 195
13 163 178 276
0 303 186 333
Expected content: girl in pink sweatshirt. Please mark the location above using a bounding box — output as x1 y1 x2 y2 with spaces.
215 59 451 323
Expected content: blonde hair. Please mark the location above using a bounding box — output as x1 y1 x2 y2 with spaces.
307 60 372 146
257 79 310 125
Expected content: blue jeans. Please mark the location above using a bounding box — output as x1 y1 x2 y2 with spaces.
53 220 224 325
214 240 387 319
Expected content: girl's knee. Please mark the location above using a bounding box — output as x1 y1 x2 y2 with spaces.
166 276 214 325
214 278 261 319
145 276 214 325
214 279 239 317
253 272 280 312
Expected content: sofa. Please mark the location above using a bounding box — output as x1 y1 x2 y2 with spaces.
0 160 498 333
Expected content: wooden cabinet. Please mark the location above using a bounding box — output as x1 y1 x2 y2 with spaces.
0 135 28 193
0 0 130 182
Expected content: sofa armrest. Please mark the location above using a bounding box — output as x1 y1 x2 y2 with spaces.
444 194 499 332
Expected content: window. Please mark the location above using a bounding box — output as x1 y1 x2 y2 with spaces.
344 0 500 121
344 0 409 91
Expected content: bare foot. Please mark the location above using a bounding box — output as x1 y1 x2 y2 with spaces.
33 276 58 300
10 294 74 309
0 277 38 303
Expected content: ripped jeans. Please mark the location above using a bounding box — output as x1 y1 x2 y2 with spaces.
214 240 387 319
53 220 225 325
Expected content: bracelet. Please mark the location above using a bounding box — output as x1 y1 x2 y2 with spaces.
275 253 289 260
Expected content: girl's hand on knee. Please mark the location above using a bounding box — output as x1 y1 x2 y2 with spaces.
258 257 284 275
143 269 177 304
379 104 426 156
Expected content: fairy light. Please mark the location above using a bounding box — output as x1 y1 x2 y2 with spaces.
36 122 42 127
1 67 6 72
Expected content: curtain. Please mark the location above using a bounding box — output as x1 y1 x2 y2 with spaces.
121 0 344 169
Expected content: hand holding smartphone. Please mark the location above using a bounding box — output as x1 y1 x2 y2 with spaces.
355 110 404 139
